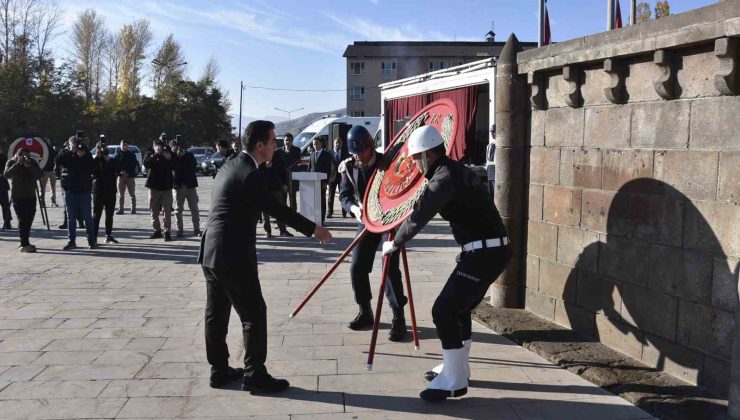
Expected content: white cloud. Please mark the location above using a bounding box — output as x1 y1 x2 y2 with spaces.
326 14 474 42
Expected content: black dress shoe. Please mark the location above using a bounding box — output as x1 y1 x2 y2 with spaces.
116 210 124 215
420 387 467 401
105 235 119 244
265 232 273 238
150 231 162 239
58 223 67 230
62 242 77 251
164 232 173 242
388 308 407 342
131 209 136 214
209 366 245 388
279 230 294 237
242 373 290 394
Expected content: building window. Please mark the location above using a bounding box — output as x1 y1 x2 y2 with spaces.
351 111 365 117
350 86 365 100
350 62 365 75
448 60 464 67
381 61 396 77
428 61 445 71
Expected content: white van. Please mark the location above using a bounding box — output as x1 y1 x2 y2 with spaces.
293 116 381 155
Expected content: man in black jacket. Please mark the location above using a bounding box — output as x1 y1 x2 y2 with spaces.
281 133 301 211
170 137 201 237
56 136 96 250
327 137 349 218
260 151 292 238
308 136 332 225
92 141 120 244
144 139 174 241
115 139 138 214
4 149 42 252
199 120 332 393
339 126 407 342
0 146 11 230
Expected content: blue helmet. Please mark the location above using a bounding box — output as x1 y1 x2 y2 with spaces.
347 125 374 154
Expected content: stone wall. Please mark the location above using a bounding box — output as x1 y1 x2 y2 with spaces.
511 1 739 397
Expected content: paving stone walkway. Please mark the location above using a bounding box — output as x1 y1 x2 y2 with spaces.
0 176 654 419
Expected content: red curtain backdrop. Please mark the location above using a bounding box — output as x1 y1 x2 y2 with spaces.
384 85 479 161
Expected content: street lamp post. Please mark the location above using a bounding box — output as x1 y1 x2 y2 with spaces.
238 81 244 142
275 107 304 133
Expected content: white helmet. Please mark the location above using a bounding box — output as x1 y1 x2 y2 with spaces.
407 126 444 155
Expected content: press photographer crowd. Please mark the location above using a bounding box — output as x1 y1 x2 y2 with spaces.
0 131 292 253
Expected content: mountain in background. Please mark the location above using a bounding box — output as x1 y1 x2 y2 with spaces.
231 108 346 137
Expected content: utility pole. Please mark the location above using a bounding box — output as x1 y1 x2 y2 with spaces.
630 0 637 25
238 81 244 141
538 0 545 47
607 0 615 30
275 107 304 132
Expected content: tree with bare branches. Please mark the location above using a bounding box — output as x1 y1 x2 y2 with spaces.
151 33 186 97
70 8 106 102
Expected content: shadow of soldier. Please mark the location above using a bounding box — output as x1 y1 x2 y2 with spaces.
562 178 738 398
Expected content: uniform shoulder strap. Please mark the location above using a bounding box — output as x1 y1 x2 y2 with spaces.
338 157 354 174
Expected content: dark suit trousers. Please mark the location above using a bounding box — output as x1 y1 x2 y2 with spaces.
262 189 287 234
320 181 327 222
327 179 346 217
93 192 116 237
350 224 407 309
0 188 11 225
203 264 268 378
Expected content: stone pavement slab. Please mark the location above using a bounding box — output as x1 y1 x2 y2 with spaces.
0 176 653 419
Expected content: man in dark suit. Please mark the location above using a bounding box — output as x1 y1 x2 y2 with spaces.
281 134 301 211
308 136 332 225
199 120 332 394
327 137 349 218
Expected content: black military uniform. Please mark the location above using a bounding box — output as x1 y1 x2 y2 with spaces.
92 142 120 243
339 125 407 341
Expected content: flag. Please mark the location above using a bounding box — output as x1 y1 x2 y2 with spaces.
544 2 551 45
615 0 623 29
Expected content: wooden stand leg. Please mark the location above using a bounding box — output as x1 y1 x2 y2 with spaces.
366 230 394 371
400 245 420 350
290 229 368 318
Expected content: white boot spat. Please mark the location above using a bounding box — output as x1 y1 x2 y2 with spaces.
420 347 468 401
424 339 472 382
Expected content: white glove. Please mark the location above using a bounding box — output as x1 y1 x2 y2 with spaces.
350 205 363 223
382 240 398 256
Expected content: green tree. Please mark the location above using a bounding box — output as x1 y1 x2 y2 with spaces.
636 2 652 22
655 1 670 19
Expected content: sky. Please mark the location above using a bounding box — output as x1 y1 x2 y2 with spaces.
54 0 716 128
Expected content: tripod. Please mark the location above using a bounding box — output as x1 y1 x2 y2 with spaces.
290 228 420 370
34 181 50 230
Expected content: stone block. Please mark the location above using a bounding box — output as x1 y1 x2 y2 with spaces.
527 220 558 261
684 200 740 258
581 67 612 107
539 259 575 302
495 147 525 184
545 73 569 109
584 106 631 148
654 150 719 201
543 186 582 226
678 300 734 360
648 245 712 304
545 107 584 146
581 189 616 233
559 147 602 189
528 184 543 221
712 257 739 312
598 235 650 286
556 226 599 270
625 58 661 103
631 101 690 149
620 283 678 341
702 355 730 398
604 192 684 247
602 149 654 192
530 110 546 146
677 47 722 99
576 268 622 316
525 288 556 321
641 333 703 385
718 151 740 203
554 299 596 337
525 255 540 290
529 147 560 185
494 182 525 218
690 97 740 150
595 313 644 360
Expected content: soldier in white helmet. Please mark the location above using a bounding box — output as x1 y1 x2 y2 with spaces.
381 125 510 402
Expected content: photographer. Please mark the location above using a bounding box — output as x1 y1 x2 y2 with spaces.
170 137 201 237
144 138 174 241
3 149 41 252
115 139 138 214
56 135 96 250
92 141 120 244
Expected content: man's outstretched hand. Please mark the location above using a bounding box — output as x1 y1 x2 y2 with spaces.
314 225 332 244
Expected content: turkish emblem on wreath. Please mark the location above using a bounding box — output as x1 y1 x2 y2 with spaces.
9 136 51 169
362 98 459 233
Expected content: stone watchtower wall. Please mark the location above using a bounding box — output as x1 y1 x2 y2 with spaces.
494 1 740 398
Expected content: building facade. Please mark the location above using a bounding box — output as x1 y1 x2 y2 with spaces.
343 38 536 116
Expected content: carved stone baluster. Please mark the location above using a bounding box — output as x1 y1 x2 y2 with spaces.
603 58 627 104
563 65 582 108
654 49 677 100
715 37 739 96
528 71 546 110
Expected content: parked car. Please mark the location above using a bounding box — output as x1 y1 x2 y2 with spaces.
106 145 144 176
189 146 214 174
200 152 227 176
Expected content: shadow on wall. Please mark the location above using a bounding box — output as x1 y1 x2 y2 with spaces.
562 178 739 396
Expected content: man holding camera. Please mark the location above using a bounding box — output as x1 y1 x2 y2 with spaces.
281 133 301 212
144 137 174 241
92 140 120 244
170 136 201 238
115 139 138 215
56 135 96 250
3 149 42 252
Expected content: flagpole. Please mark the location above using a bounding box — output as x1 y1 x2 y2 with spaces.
630 0 636 25
538 0 545 47
607 0 615 30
